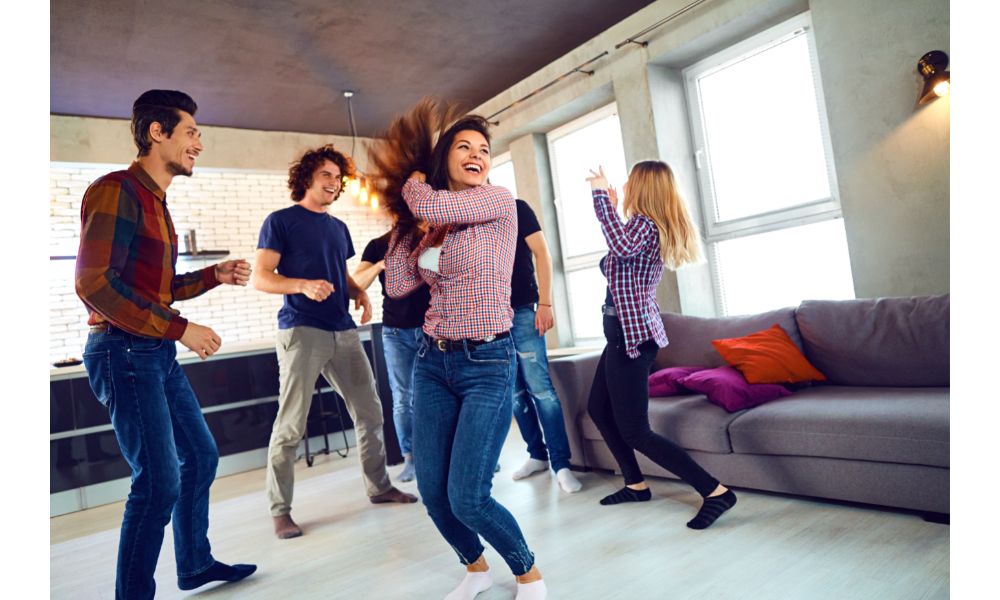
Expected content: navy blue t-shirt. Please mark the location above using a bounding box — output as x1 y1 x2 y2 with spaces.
257 204 356 332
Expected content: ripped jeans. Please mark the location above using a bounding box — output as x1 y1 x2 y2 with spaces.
412 334 536 575
510 304 573 472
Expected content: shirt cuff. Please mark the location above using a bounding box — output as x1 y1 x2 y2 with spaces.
164 316 188 341
202 265 222 291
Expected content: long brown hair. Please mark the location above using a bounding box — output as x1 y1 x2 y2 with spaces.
365 96 471 248
622 161 702 269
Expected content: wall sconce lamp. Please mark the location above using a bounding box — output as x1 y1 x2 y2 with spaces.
918 50 950 104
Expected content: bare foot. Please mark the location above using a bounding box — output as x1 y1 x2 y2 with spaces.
370 486 418 504
707 484 728 498
272 514 302 539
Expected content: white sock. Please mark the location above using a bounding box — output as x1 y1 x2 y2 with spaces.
443 568 492 600
512 458 549 480
397 455 416 482
556 468 582 493
515 579 547 600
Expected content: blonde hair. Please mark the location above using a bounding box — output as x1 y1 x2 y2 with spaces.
622 161 702 270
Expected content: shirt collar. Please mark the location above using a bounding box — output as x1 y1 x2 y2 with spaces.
128 162 167 202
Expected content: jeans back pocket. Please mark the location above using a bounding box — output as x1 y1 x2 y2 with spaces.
82 349 114 407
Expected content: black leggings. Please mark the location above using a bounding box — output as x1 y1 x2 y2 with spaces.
587 315 720 497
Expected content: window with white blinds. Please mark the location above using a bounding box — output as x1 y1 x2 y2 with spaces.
547 102 628 344
684 12 855 316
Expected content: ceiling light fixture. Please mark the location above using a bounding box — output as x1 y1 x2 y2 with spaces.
917 51 950 104
343 90 368 204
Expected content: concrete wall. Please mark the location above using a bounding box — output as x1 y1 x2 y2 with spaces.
51 115 371 173
479 0 950 316
810 0 950 298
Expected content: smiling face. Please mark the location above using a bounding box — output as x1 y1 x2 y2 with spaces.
446 130 491 192
159 110 202 177
301 159 343 210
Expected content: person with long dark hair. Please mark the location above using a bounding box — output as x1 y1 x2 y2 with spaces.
585 162 737 530
368 98 546 600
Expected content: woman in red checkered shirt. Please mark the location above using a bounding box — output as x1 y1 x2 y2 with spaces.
585 162 738 531
369 98 547 600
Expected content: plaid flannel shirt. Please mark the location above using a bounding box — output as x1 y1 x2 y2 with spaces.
75 162 219 340
594 189 669 358
384 179 516 341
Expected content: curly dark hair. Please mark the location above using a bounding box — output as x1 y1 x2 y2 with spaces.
366 97 491 248
287 145 357 202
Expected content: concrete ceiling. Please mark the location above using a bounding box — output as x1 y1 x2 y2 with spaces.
51 0 659 137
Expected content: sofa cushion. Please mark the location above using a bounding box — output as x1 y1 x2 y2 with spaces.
580 394 742 454
795 295 950 387
712 324 827 384
648 366 707 397
655 307 802 371
728 386 950 468
679 366 794 412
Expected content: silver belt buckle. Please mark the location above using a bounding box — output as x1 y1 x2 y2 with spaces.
482 335 496 343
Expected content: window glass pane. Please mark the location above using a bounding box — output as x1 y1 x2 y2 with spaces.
550 114 628 258
698 33 831 222
566 266 607 341
489 161 517 198
714 218 855 317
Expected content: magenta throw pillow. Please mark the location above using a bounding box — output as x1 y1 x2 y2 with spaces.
648 366 709 397
677 366 793 412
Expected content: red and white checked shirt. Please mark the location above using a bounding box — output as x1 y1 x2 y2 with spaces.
594 189 669 358
384 179 516 341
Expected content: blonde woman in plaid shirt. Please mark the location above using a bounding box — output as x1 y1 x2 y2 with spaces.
369 99 547 600
585 162 737 530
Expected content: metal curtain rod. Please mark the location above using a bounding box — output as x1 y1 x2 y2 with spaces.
615 0 710 49
485 51 609 123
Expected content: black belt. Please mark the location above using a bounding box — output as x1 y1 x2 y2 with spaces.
427 331 510 352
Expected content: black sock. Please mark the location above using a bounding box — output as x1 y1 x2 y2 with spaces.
600 486 652 505
687 489 737 530
178 561 257 591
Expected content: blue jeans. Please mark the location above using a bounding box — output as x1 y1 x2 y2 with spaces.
83 327 218 600
381 326 422 457
510 304 573 472
412 335 536 576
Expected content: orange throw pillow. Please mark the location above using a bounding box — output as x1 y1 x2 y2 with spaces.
711 324 827 385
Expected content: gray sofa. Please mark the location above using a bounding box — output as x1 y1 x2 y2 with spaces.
549 294 950 515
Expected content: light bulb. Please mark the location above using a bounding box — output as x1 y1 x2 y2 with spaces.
360 188 368 204
933 80 950 98
370 194 379 209
350 178 361 196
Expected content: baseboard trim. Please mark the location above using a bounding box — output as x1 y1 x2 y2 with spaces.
50 430 357 517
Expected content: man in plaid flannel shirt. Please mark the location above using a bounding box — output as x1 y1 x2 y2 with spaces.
75 90 256 598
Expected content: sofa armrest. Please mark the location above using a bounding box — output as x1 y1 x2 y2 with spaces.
549 350 603 469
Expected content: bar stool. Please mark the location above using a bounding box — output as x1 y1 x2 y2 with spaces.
302 380 350 466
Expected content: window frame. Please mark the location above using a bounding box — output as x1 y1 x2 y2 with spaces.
683 11 842 243
546 101 623 345
488 151 517 198
683 11 851 316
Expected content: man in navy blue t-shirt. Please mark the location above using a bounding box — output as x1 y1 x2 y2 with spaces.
254 145 417 540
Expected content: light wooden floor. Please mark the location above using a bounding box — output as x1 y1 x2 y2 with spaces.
50 428 950 599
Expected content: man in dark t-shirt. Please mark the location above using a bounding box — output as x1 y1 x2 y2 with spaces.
254 146 417 540
354 230 431 483
509 199 582 492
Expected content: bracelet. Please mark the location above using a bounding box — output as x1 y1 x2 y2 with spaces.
538 303 552 307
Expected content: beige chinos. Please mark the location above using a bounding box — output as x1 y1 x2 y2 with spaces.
266 325 392 516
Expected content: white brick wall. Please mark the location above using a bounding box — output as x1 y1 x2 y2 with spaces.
50 165 392 363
